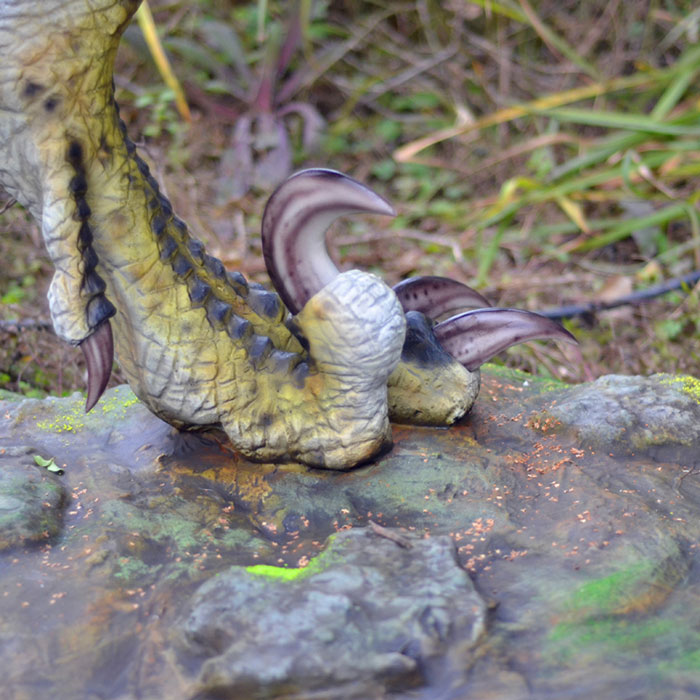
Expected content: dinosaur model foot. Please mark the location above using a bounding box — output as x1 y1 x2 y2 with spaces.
261 168 578 426
0 0 577 469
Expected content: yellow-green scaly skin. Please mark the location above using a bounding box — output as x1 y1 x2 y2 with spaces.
0 0 477 468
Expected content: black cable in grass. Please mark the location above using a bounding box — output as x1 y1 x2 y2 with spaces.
541 269 700 321
2 269 699 334
0 319 53 333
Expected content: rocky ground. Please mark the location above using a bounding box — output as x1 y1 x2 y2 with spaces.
1 366 700 699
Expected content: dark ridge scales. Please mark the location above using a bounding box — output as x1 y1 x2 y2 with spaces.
172 253 193 278
129 126 286 340
205 298 231 325
111 90 306 362
188 278 211 306
65 138 115 328
23 81 43 97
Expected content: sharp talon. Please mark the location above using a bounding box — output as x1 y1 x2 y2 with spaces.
80 321 114 412
392 276 491 317
434 308 578 371
261 168 396 314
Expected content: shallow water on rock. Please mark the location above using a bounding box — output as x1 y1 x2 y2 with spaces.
1 369 699 699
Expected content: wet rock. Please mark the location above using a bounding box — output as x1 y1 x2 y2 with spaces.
177 528 486 699
0 369 700 699
0 446 66 550
547 373 700 462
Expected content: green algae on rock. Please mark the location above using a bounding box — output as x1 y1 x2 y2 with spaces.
177 528 486 698
2 370 700 698
0 447 66 550
544 373 700 461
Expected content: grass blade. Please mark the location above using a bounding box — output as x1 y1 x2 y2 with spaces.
569 203 690 253
531 107 700 136
395 72 658 163
136 1 191 123
516 0 601 80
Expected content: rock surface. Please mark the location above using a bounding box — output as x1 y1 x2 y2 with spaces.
0 446 65 551
178 528 485 699
0 368 699 699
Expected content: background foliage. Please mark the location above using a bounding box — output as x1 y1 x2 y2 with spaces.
1 0 699 398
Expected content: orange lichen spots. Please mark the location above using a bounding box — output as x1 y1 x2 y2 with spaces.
504 549 528 561
526 411 562 432
453 517 499 571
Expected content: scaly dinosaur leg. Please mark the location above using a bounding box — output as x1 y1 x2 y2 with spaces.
261 168 578 425
0 1 135 405
0 0 411 469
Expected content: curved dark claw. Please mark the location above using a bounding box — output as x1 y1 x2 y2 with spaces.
434 308 578 371
80 320 114 412
261 168 396 314
393 276 491 317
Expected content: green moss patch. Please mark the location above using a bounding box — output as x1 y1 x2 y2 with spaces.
548 555 690 668
36 396 86 433
482 363 569 393
246 534 338 582
565 560 655 613
659 374 700 404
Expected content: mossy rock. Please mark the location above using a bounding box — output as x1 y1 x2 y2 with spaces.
1 371 700 698
0 449 66 551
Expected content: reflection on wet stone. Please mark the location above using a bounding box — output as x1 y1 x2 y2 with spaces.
1 371 700 698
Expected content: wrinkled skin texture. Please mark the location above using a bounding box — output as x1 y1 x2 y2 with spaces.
0 0 411 468
0 0 574 468
0 0 480 468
